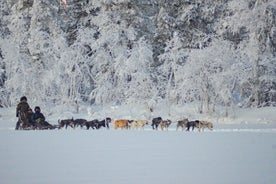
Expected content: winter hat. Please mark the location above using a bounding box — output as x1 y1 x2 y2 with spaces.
20 96 27 101
35 106 40 112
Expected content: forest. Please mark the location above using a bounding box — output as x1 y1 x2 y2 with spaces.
0 0 275 115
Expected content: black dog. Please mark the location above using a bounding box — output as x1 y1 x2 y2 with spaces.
85 119 98 129
96 117 111 129
86 117 111 130
72 119 87 128
186 120 200 131
151 117 162 130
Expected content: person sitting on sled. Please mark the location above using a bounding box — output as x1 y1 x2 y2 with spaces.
31 106 52 129
15 96 32 129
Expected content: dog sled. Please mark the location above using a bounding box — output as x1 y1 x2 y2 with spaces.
15 114 58 130
15 121 58 130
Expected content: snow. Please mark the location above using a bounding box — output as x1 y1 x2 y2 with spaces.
0 105 276 184
1 1 275 183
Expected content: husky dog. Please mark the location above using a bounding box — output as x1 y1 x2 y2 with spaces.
176 118 188 131
94 117 112 129
58 118 74 129
159 120 172 131
113 119 131 129
186 120 200 131
198 121 213 131
129 120 148 130
72 119 87 128
151 117 162 130
85 119 98 129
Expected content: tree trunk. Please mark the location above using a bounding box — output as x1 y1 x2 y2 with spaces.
253 57 260 107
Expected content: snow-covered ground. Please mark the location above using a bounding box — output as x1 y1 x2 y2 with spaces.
0 105 276 184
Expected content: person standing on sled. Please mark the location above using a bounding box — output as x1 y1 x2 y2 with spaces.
31 106 52 129
15 96 31 130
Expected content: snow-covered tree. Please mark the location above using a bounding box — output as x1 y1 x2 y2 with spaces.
158 32 188 105
0 0 275 110
185 39 250 114
219 0 276 107
87 2 156 105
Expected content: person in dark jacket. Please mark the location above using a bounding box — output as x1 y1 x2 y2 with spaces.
31 106 52 129
16 96 32 129
26 108 34 126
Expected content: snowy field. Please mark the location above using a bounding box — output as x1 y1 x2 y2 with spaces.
0 105 276 184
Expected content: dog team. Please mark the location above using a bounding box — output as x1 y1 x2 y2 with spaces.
57 117 213 132
15 96 213 131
